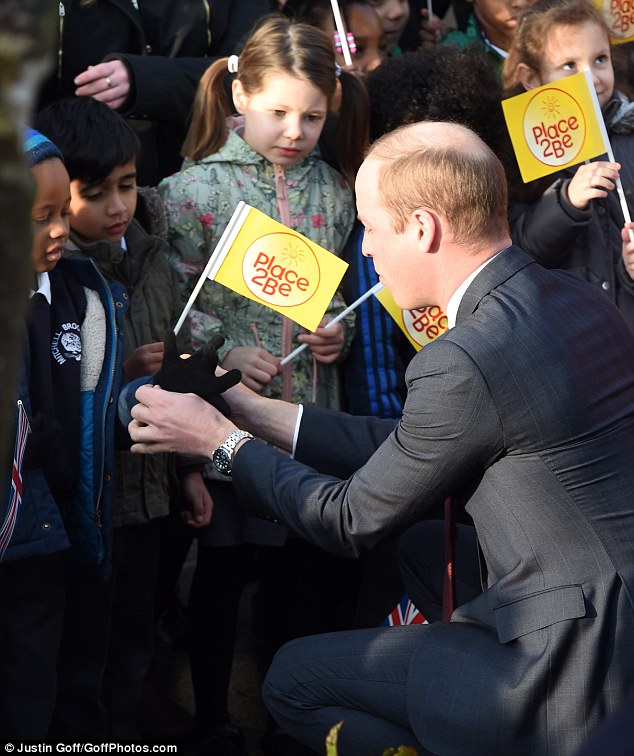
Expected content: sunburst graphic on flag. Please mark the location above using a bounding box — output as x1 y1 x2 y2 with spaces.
282 240 305 267
541 94 561 120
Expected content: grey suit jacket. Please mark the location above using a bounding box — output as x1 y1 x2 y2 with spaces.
234 246 634 755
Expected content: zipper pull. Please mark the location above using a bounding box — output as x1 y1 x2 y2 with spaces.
59 2 65 16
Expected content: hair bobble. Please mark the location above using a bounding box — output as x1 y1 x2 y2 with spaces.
334 31 357 55
227 55 239 73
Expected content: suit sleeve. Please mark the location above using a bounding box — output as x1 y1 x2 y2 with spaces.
232 338 505 557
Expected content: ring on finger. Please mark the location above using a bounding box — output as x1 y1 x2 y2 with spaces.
106 77 113 88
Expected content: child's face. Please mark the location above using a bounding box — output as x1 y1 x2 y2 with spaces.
69 161 137 244
473 0 531 52
31 158 71 273
232 72 328 167
347 3 387 74
527 20 614 107
367 0 409 53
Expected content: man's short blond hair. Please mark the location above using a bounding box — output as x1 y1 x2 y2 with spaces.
367 122 509 247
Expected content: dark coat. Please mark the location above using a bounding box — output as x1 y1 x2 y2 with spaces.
233 247 634 754
39 0 270 183
1 257 127 572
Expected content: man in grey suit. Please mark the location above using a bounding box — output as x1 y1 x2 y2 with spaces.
128 122 634 755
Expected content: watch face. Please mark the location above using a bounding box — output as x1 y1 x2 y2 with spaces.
212 447 232 475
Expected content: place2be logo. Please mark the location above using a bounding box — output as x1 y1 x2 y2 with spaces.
523 87 586 167
598 0 634 42
243 232 320 307
402 306 448 348
502 70 607 183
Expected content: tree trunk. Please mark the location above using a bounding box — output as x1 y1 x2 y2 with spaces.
0 0 57 463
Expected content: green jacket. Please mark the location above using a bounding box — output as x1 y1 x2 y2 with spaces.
442 14 506 79
66 219 188 526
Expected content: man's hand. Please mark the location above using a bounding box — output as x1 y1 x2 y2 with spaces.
130 384 237 458
153 331 241 416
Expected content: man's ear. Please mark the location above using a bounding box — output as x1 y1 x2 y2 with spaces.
232 79 248 114
516 63 542 92
412 209 437 251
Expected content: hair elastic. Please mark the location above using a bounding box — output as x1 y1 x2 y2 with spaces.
335 62 342 78
333 31 357 55
227 55 239 73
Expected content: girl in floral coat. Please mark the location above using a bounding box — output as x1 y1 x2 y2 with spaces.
157 15 370 755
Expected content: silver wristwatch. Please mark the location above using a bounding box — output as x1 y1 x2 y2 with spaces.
211 430 254 476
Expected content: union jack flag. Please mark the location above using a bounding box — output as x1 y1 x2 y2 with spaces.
0 401 31 561
382 593 427 627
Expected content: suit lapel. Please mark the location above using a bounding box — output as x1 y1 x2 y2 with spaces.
455 246 534 325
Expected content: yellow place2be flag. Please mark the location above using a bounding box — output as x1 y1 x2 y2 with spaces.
207 202 348 333
502 69 609 183
375 286 447 351
593 0 634 44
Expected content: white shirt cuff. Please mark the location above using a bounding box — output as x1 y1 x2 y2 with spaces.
291 404 304 458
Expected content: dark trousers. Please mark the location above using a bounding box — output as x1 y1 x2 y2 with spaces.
49 520 161 739
262 520 482 753
187 543 254 740
0 550 67 739
263 625 430 755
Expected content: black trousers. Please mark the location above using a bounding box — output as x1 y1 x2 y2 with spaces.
0 550 67 739
49 520 161 739
262 520 483 754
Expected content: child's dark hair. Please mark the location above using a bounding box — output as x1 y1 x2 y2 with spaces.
181 13 369 188
503 0 611 94
281 0 333 25
365 45 507 153
34 97 141 184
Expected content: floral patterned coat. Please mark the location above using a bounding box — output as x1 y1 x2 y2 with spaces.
158 129 356 408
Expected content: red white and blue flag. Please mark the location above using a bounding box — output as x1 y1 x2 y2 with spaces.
382 594 427 627
0 401 31 561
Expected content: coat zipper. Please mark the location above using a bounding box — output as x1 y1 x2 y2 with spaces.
58 3 65 90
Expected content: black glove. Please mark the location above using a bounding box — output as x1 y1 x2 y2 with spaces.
152 331 241 417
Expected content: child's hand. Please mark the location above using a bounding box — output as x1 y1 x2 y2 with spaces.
124 341 165 380
566 161 620 210
181 471 213 528
298 318 344 364
621 222 634 281
222 346 280 392
419 7 444 45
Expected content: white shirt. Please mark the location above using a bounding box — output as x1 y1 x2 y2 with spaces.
30 271 52 304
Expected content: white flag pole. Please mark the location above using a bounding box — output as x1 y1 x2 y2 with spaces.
583 69 634 240
280 281 384 366
330 0 353 66
173 202 250 335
